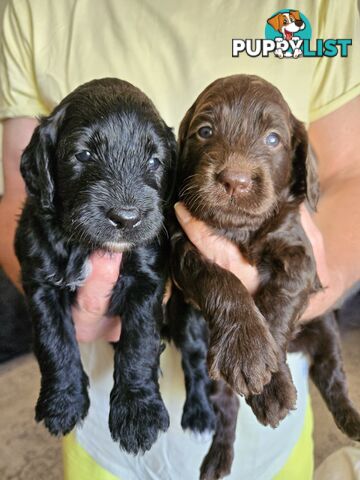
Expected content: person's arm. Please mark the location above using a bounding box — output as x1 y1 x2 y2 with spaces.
303 95 360 320
0 118 37 287
175 96 360 322
1 117 122 341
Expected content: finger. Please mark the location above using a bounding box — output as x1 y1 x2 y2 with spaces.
104 316 122 342
300 203 323 249
175 202 260 293
299 203 334 323
174 202 215 251
299 203 329 286
76 314 122 342
162 278 172 304
74 251 122 325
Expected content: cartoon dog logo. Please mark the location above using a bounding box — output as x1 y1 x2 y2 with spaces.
267 10 305 58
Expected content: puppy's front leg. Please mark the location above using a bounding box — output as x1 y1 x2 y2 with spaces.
247 242 316 427
172 233 280 397
27 285 89 435
108 262 169 454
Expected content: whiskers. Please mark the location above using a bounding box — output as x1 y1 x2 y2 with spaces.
66 210 99 250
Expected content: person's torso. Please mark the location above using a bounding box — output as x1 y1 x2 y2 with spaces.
30 0 321 128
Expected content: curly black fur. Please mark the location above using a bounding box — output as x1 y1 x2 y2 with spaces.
15 78 177 454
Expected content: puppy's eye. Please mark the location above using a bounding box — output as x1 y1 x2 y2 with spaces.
197 126 213 139
265 132 280 147
75 150 91 161
283 18 288 25
148 156 161 171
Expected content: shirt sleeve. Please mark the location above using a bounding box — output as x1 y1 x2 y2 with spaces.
309 0 360 121
0 0 48 120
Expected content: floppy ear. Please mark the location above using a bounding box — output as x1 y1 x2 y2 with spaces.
289 10 301 21
20 107 65 211
163 124 178 203
267 14 282 32
290 118 320 211
178 103 196 154
165 125 178 168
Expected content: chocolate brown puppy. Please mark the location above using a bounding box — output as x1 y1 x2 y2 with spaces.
174 74 317 409
169 74 360 479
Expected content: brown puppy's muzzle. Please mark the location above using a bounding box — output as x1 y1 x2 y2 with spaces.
210 151 275 214
217 168 253 196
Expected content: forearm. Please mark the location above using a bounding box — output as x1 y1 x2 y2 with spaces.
1 117 38 289
302 173 360 321
301 95 360 321
0 198 24 289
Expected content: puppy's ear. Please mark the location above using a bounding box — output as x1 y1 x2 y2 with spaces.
267 14 282 32
163 124 178 203
165 125 178 167
178 104 196 154
21 107 66 211
289 10 301 21
290 117 320 211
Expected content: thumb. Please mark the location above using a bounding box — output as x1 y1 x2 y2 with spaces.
174 201 259 294
75 251 122 323
174 202 214 251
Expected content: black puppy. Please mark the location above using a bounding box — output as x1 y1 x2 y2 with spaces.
15 78 176 454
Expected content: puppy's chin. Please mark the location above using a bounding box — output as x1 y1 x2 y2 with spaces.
187 204 274 232
183 188 277 231
102 241 133 253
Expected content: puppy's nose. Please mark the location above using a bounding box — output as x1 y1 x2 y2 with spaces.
295 20 303 27
217 169 253 196
107 207 141 229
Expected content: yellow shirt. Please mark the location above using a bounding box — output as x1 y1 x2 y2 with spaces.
1 0 359 126
1 1 359 479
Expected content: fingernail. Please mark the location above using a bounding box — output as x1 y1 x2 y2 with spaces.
174 202 192 224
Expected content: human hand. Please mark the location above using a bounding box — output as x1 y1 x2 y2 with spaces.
73 251 122 342
174 202 259 295
298 204 336 323
174 202 333 322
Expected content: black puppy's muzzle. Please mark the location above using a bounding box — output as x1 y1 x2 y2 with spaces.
107 206 142 229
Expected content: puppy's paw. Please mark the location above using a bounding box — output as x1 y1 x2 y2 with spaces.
182 393 216 435
200 441 234 480
334 402 360 441
246 367 297 428
109 389 169 454
35 376 90 435
207 310 280 396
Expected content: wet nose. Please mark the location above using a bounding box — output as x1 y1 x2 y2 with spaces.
217 169 253 195
107 207 141 229
295 20 303 27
